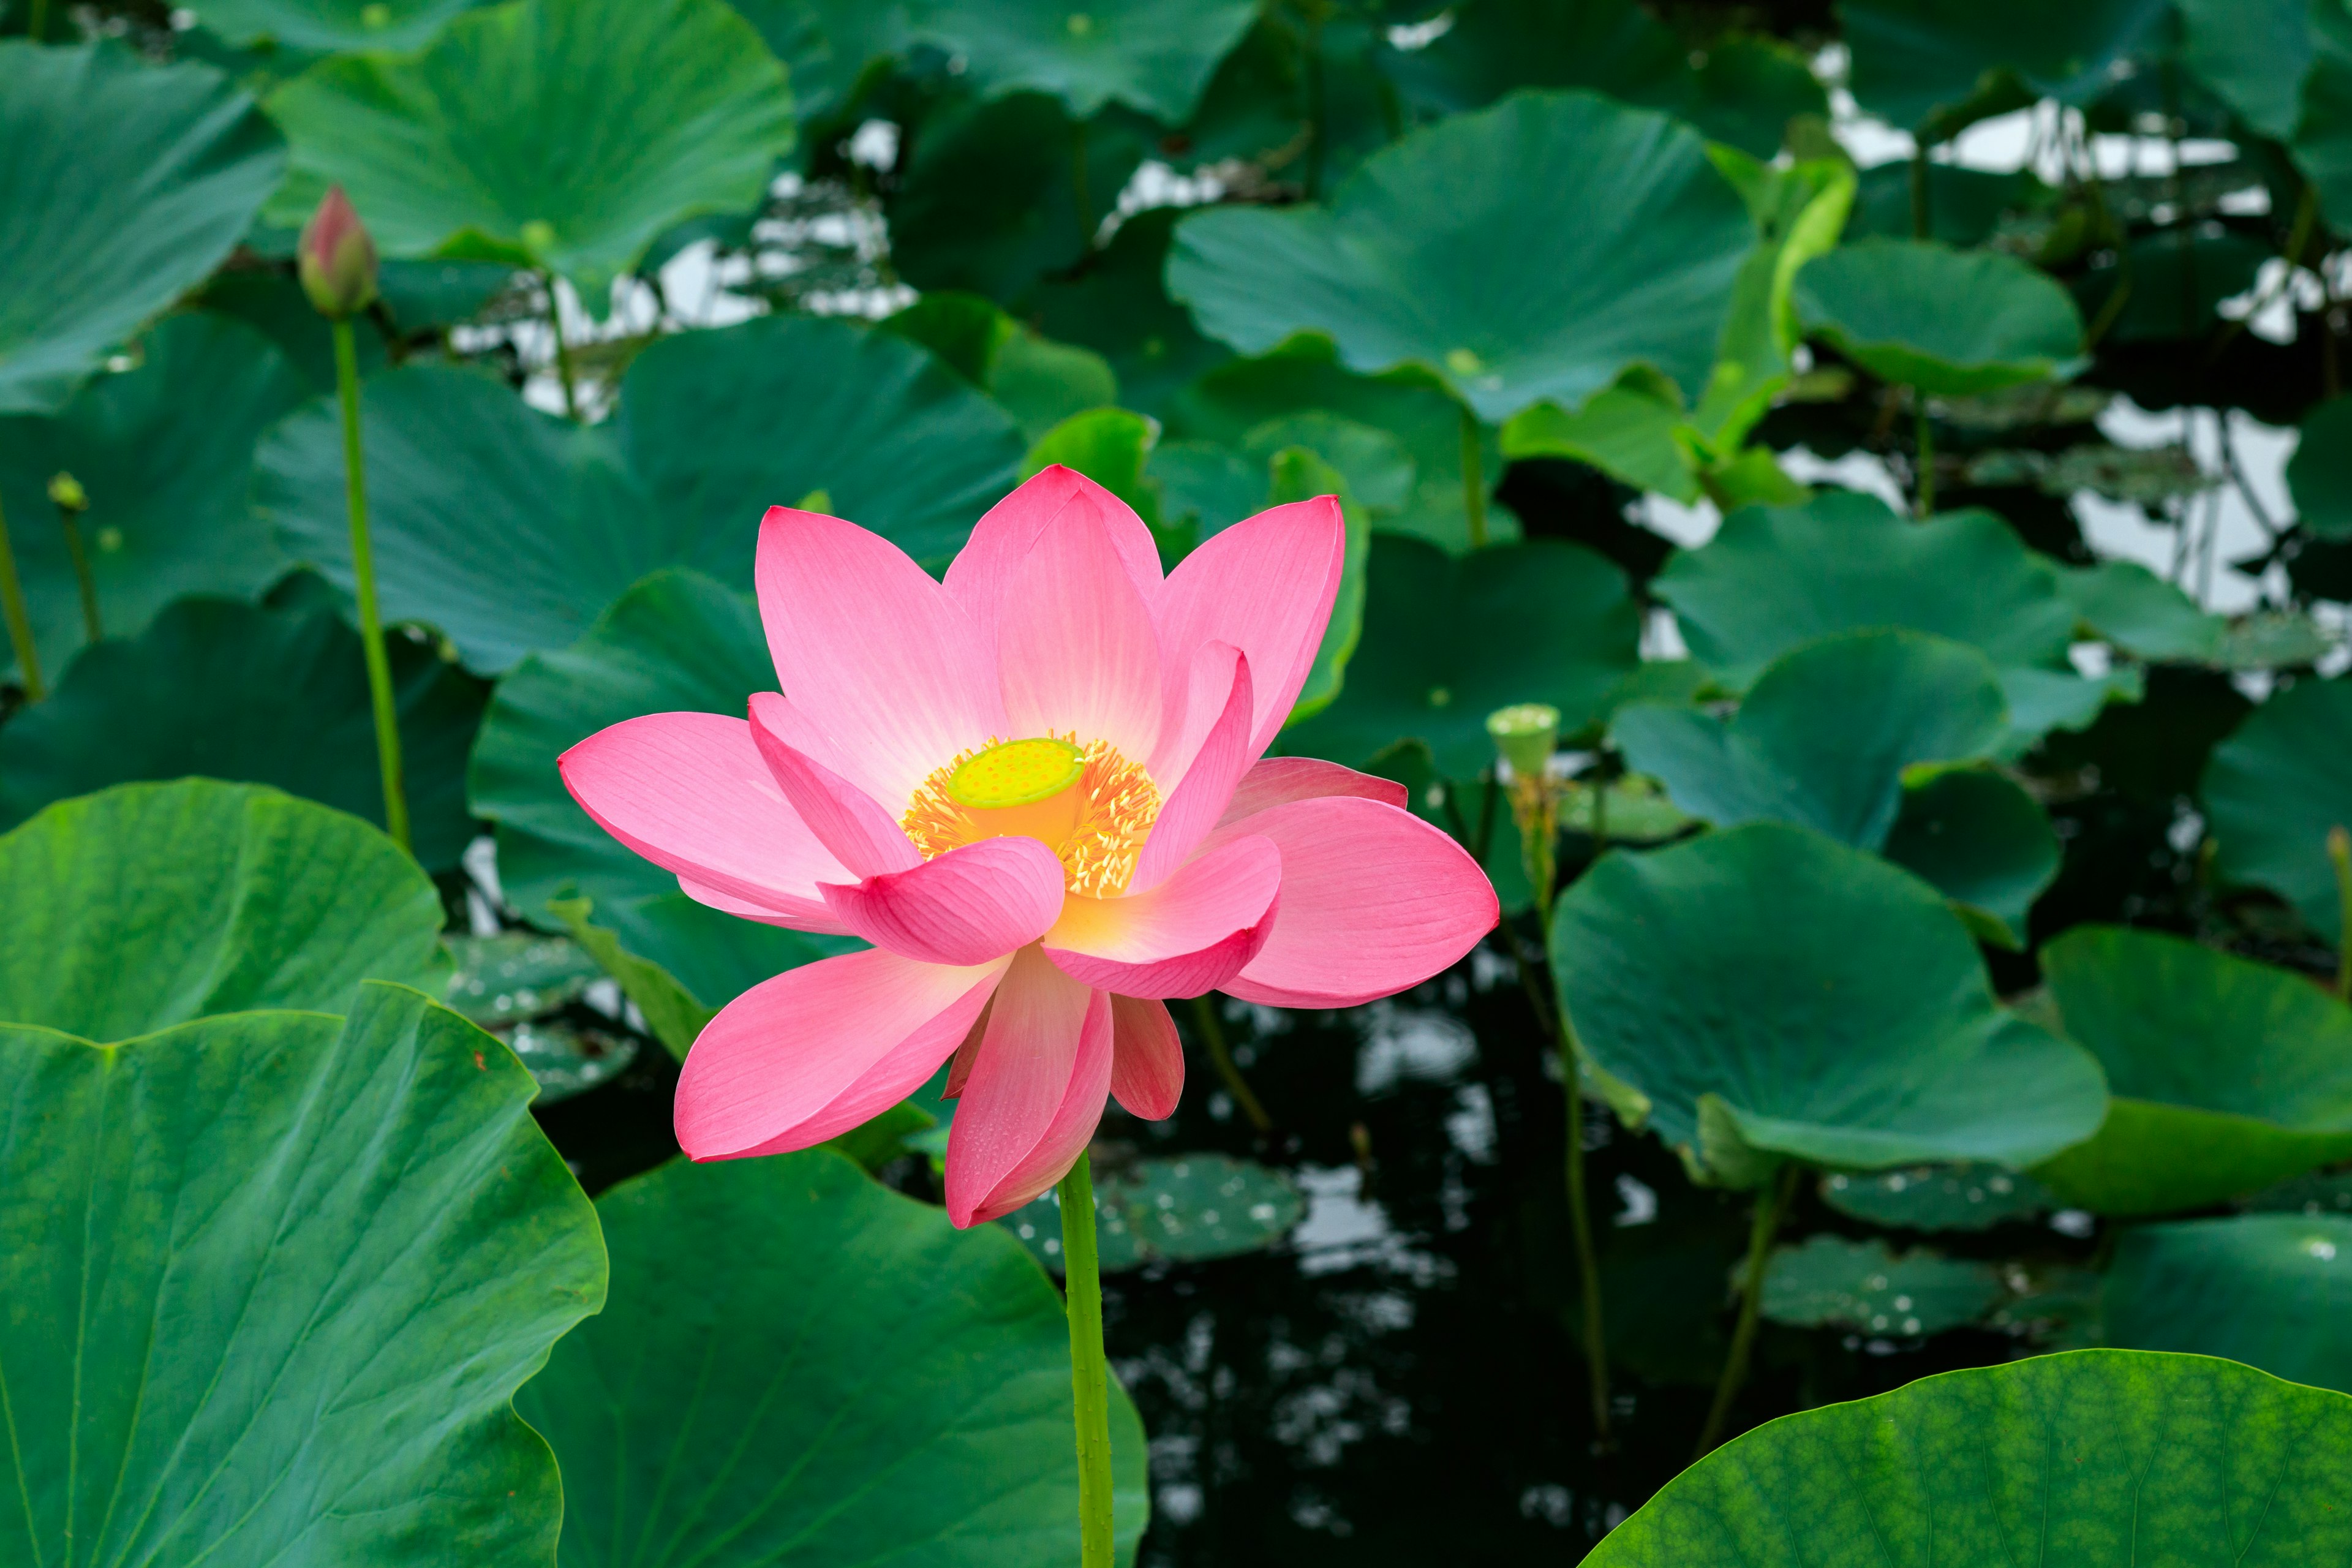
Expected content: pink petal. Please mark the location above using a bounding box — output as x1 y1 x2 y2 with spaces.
944 946 1111 1226
942 998 991 1100
748 692 921 878
675 875 851 935
1044 835 1281 998
755 505 1006 807
1155 496 1345 757
559 711 851 930
1109 995 1183 1120
995 491 1166 764
820 835 1068 967
1219 756 1409 824
1219 797 1498 1009
1133 647 1251 892
945 466 1164 656
676 948 1006 1160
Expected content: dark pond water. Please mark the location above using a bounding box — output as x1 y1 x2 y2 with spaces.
532 924 2103 1564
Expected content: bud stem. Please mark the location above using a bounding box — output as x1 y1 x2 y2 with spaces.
545 271 582 422
1056 1153 1117 1568
334 317 411 853
54 500 100 645
2329 824 2351 1001
0 492 45 701
1458 405 1488 549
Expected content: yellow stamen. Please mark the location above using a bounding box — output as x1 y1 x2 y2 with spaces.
906 733 1160 897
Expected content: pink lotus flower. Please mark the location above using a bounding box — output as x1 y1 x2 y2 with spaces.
560 467 1498 1224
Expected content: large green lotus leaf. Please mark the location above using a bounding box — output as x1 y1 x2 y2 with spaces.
469 568 856 1011
518 1152 1147 1564
2201 677 2352 942
1167 90 1754 421
2033 925 2352 1215
889 91 1150 301
1027 209 1232 418
258 317 1022 672
1762 1233 2005 1336
2286 394 2352 543
0 42 284 415
0 312 307 684
753 0 905 124
1793 238 2086 396
2178 0 2308 138
908 0 1257 121
263 0 794 294
189 0 489 50
0 982 605 1562
2295 4 2352 227
1165 343 1506 551
0 593 485 871
1653 491 2078 687
2054 557 2228 661
195 255 513 391
0 779 444 1040
2105 1216 2352 1394
1613 629 2007 851
1585 1349 2352 1564
1550 823 2106 1185
1280 535 1640 777
1879 767 2059 949
1842 0 2169 135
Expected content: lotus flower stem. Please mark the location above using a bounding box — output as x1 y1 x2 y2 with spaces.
1557 1011 1611 1437
0 492 45 701
2330 824 2351 1000
1057 1153 1117 1568
28 0 46 39
334 316 411 852
50 473 99 642
1459 406 1488 549
1696 1161 1801 1458
1189 995 1272 1136
545 271 582 421
1913 393 1936 516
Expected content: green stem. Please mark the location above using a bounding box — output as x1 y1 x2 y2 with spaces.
0 492 44 701
1058 1154 1117 1568
57 507 100 644
1190 995 1272 1136
1910 143 1929 238
2329 825 2351 1001
1696 1163 1799 1459
27 0 46 39
1588 760 1608 856
545 271 581 421
1302 10 1328 200
1557 1009 1611 1437
1913 392 1936 517
1459 405 1488 549
334 317 410 853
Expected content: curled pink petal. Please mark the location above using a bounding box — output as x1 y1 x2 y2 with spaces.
947 948 1113 1226
1133 646 1252 892
1221 797 1498 1009
748 692 920 878
756 505 1006 805
559 710 850 930
1156 496 1344 757
677 948 1006 1161
1109 995 1183 1120
946 465 1164 654
942 997 991 1101
1219 756 1409 824
995 490 1165 766
820 835 1067 967
675 875 851 935
1045 835 1281 998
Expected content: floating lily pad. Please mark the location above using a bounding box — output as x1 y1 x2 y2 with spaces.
1821 1162 2057 1232
1281 535 1641 776
1585 1350 2352 1562
0 592 486 871
1550 823 2106 1186
504 1016 639 1104
1004 1152 1307 1272
1879 766 2060 948
1966 442 2214 505
2216 611 2337 670
442 930 603 1025
1613 629 2007 851
467 568 858 1012
0 42 285 414
2105 1215 2352 1395
517 1152 1150 1562
0 780 445 1041
0 312 307 683
189 0 490 50
0 982 604 1562
2034 925 2352 1215
264 0 794 295
1169 90 1754 421
1761 1233 2006 1336
908 0 1259 121
2201 677 2352 942
258 315 1023 671
1842 0 2170 135
2245 1167 2352 1216
1793 238 2085 395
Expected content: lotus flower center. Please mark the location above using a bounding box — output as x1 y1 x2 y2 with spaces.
904 734 1160 897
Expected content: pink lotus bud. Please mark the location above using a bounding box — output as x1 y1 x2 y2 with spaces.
297 185 379 319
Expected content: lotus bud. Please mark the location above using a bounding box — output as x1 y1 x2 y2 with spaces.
1485 702 1559 782
47 472 86 513
298 185 379 320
